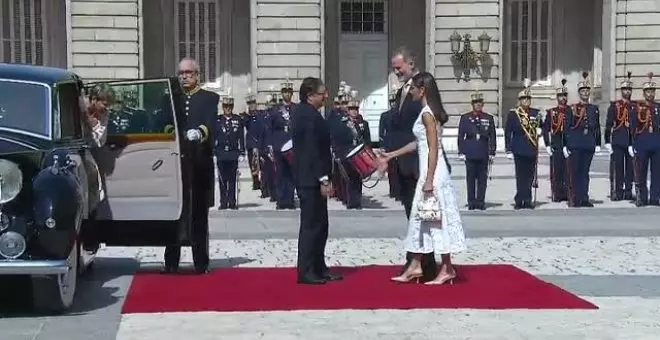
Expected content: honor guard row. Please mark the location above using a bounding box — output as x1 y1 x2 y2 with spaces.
604 72 660 206
328 81 371 209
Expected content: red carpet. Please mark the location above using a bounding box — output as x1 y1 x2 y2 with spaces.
122 264 597 313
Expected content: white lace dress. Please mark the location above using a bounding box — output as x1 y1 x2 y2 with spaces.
403 105 467 255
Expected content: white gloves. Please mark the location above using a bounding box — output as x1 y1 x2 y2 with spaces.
628 146 635 157
545 146 552 156
186 128 202 141
562 146 570 159
458 154 466 161
595 146 601 153
605 144 613 155
506 152 514 160
238 155 245 162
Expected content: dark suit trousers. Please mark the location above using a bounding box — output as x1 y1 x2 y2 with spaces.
296 187 329 276
164 187 210 271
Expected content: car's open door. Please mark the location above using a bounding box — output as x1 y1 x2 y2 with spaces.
85 78 184 222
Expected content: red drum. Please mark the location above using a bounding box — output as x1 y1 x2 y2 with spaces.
281 140 294 165
345 143 378 180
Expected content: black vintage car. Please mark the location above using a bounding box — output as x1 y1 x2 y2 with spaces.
0 63 197 314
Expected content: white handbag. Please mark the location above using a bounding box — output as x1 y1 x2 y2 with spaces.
416 194 443 223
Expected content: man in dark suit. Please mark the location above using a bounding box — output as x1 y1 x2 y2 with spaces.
163 57 219 274
388 47 437 281
291 77 342 285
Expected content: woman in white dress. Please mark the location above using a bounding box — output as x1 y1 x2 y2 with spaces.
379 72 466 285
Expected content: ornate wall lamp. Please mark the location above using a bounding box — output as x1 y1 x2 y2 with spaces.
449 31 492 79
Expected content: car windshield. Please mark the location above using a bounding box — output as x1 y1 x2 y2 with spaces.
0 80 50 137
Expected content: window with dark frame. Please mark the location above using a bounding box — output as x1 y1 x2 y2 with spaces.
340 0 385 34
56 82 83 140
506 0 552 85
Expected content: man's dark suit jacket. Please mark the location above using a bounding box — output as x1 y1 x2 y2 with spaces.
291 102 332 189
388 84 422 177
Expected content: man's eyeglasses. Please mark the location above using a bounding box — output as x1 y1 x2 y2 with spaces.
178 70 197 76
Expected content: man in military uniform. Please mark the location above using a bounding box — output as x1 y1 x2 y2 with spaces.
242 88 261 190
630 72 660 206
379 89 399 200
258 95 277 201
605 72 635 201
164 57 218 274
270 79 296 209
564 72 601 207
541 79 570 203
340 91 370 209
327 82 349 203
505 80 540 209
215 94 245 210
458 89 496 210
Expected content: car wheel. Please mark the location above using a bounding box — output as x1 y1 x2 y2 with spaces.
31 240 79 314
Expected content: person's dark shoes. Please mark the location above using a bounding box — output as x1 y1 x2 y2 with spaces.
297 274 327 285
321 271 343 281
218 204 228 210
194 266 210 274
162 265 178 274
229 204 238 210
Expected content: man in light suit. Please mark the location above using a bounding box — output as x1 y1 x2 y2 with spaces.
388 47 437 282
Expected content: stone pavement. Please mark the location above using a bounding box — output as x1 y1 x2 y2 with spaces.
226 154 640 211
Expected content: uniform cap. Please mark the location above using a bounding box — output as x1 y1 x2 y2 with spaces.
643 72 656 90
556 78 568 95
577 71 591 89
620 71 633 89
518 78 532 99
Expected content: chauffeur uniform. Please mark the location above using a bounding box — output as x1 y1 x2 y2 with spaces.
505 81 540 209
630 73 660 206
564 72 601 207
215 95 245 210
541 79 570 202
458 90 496 210
605 72 635 201
164 85 218 274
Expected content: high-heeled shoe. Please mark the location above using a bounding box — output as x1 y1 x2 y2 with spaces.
391 270 423 283
423 273 457 285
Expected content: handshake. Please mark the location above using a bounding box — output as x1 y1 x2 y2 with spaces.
373 149 392 179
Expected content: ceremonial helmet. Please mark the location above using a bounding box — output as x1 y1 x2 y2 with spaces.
556 78 568 95
268 85 278 103
577 71 591 90
265 94 273 107
620 71 633 89
222 88 234 106
389 88 397 102
518 78 532 99
245 87 256 104
333 96 341 104
342 84 352 104
470 88 484 102
643 72 656 90
281 73 294 92
347 90 360 108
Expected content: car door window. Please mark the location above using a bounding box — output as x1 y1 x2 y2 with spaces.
56 82 83 140
105 82 174 135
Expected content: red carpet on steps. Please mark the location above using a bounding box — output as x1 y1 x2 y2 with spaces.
121 264 597 313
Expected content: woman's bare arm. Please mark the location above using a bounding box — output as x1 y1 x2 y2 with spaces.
387 141 418 159
422 112 439 186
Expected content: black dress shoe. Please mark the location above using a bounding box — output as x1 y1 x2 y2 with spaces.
218 205 228 210
194 266 210 274
582 201 594 207
321 271 343 281
297 274 327 285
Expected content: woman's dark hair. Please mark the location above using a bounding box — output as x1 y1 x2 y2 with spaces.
411 72 448 125
299 77 324 103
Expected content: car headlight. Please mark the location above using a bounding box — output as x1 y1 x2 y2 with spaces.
0 159 23 204
0 231 26 259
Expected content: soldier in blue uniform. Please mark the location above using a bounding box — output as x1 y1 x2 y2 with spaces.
541 79 570 203
505 80 540 209
458 89 496 210
630 72 660 206
564 72 601 207
258 95 277 201
605 72 635 201
214 94 245 210
270 79 296 209
242 88 261 190
380 89 399 200
163 58 218 274
328 82 349 203
340 91 370 209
